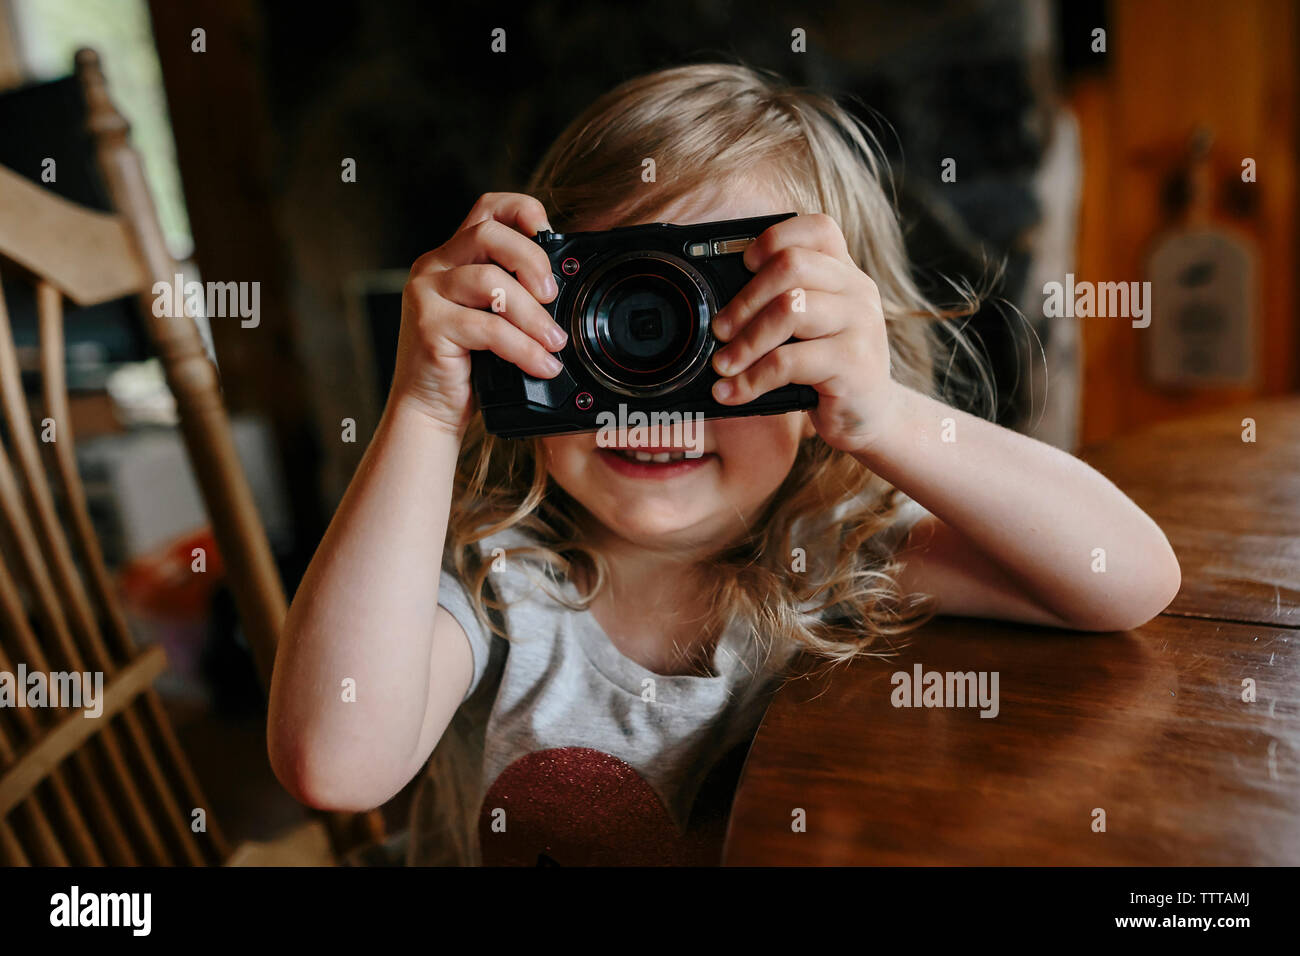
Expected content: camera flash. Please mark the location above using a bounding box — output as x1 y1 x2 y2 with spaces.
712 238 753 255
686 242 710 257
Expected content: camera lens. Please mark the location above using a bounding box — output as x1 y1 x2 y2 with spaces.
573 253 714 397
596 275 690 370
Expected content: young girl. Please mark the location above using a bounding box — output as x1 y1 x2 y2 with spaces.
267 63 1181 866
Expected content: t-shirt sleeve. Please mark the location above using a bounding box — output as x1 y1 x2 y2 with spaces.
437 568 494 704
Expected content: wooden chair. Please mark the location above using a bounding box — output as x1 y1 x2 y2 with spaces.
0 49 384 864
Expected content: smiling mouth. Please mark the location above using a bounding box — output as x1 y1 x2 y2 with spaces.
596 446 717 475
605 448 701 463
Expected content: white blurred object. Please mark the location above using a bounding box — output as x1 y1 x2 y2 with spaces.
105 358 179 426
77 414 292 563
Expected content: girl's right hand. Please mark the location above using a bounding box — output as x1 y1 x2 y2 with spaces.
389 192 568 436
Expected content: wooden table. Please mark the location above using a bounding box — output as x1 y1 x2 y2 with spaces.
723 399 1300 865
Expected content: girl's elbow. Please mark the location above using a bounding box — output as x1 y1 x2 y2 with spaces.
1141 535 1183 623
268 739 328 809
1156 547 1183 610
269 740 389 813
295 785 385 815
1082 548 1182 633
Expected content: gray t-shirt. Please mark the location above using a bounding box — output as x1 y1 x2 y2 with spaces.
407 496 927 866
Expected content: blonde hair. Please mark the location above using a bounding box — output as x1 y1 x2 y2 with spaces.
448 62 991 675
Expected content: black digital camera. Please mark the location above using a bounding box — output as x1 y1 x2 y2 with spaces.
471 212 819 438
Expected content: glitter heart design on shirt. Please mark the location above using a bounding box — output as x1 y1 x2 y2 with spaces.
477 746 723 866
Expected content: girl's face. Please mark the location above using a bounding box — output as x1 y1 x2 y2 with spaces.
540 180 815 553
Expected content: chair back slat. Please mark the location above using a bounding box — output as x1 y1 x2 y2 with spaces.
0 164 146 306
1 819 36 865
0 281 116 674
37 279 138 661
0 381 81 675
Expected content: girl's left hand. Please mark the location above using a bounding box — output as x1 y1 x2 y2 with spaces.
709 213 899 453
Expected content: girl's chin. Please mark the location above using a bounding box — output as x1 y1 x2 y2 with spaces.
596 509 717 545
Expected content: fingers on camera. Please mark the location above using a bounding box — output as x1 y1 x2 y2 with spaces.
457 192 551 239
441 268 564 377
720 248 842 336
466 219 557 300
714 289 837 376
743 214 848 271
451 303 561 380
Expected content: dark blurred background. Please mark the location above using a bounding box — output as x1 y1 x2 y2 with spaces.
1 0 1294 852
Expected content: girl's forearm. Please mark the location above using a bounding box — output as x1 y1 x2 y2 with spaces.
851 383 1180 628
268 397 462 804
